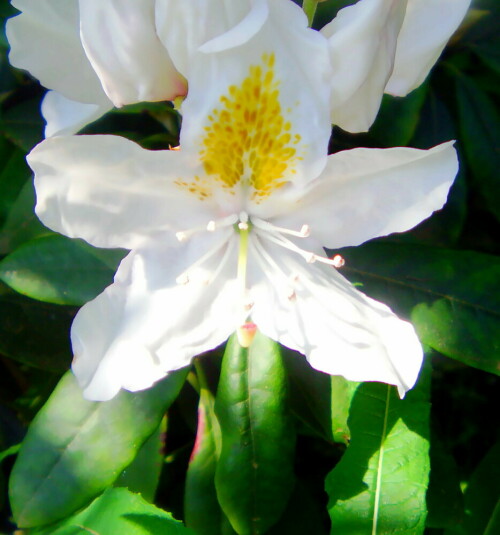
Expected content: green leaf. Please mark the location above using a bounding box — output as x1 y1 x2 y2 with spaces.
28 488 194 535
455 75 500 222
184 368 230 535
9 369 188 528
0 282 74 371
0 137 31 226
411 88 457 149
338 242 500 375
0 180 49 255
426 434 464 529
283 348 333 442
1 95 44 151
369 84 429 147
214 333 296 535
461 439 500 534
0 235 121 305
267 480 328 535
326 365 431 534
115 419 165 503
330 377 359 445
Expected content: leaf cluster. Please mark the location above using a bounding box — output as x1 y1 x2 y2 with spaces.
0 2 498 534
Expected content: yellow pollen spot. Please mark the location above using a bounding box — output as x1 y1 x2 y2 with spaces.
177 53 302 203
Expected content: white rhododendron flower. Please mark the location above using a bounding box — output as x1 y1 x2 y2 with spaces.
28 2 459 401
6 0 267 136
322 0 472 132
7 0 470 137
7 0 187 135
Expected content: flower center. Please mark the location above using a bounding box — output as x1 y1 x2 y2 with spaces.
175 212 344 290
174 53 303 204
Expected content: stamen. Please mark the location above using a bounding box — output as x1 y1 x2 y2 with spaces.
252 217 310 238
243 298 254 311
287 289 297 301
255 228 346 269
255 229 315 263
250 236 298 304
177 214 238 242
332 254 345 268
207 213 239 232
206 237 236 285
176 273 189 285
176 232 232 285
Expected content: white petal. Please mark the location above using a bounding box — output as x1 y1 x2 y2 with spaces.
249 241 422 396
386 0 472 95
273 142 458 249
7 0 107 104
321 0 407 132
79 0 186 107
72 235 241 401
178 0 332 217
29 135 215 249
42 91 112 137
198 0 268 54
155 0 258 78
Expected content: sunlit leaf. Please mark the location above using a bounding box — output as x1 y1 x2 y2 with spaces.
330 376 359 445
9 370 188 528
0 235 123 305
326 365 431 534
214 333 296 535
338 242 500 375
29 488 194 535
115 419 165 503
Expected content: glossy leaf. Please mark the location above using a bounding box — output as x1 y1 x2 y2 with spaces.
115 419 165 503
456 74 500 222
29 488 194 535
338 242 500 375
330 376 359 445
1 95 44 151
9 369 188 528
268 480 328 535
326 365 431 534
214 333 296 535
184 369 231 535
426 434 464 530
0 137 31 227
0 180 48 255
0 234 121 305
370 84 428 147
461 439 500 535
283 348 333 442
0 282 74 371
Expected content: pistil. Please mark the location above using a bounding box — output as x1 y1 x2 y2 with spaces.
237 213 250 299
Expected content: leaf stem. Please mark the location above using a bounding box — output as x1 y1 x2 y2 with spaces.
302 0 318 27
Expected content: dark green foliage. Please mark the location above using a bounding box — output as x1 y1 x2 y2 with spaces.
0 3 498 535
